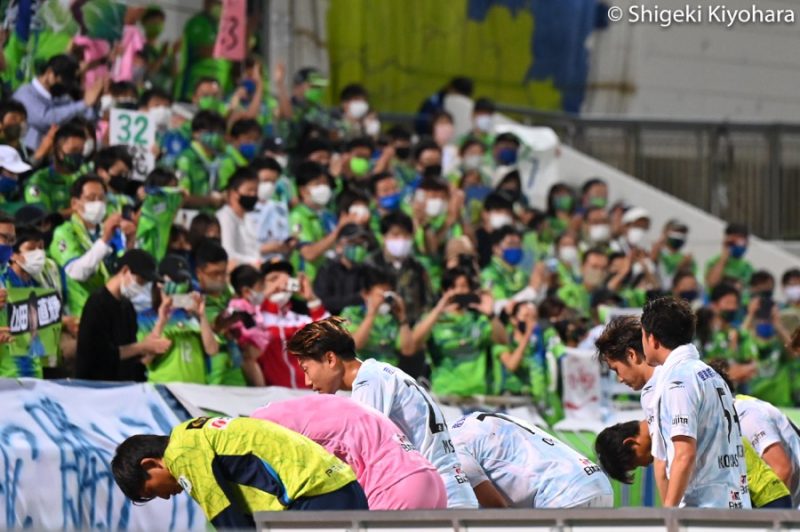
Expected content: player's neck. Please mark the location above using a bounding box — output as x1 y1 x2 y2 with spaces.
340 358 363 391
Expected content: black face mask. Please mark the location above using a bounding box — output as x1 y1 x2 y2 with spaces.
2 124 22 141
395 146 411 160
238 194 258 212
109 173 130 194
50 82 69 97
59 152 84 172
422 164 442 179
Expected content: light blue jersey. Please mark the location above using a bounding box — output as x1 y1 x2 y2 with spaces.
653 344 751 508
450 411 613 508
351 358 479 508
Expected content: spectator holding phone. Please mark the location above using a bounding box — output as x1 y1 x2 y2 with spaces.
706 223 754 289
314 223 370 315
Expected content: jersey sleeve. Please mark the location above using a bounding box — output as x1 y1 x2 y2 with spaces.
740 406 782 456
455 446 489 488
663 377 700 441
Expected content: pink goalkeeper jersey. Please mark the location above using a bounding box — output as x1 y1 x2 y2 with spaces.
252 394 447 510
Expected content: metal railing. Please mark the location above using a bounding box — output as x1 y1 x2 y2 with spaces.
494 104 800 240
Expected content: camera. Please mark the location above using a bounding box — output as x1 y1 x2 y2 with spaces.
286 278 301 292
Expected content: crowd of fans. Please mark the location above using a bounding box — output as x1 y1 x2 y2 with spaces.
1 0 799 426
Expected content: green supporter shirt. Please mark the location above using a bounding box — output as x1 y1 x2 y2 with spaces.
49 215 109 317
702 327 759 362
24 166 76 213
341 305 404 366
480 256 527 302
176 13 232 100
288 203 330 282
137 309 207 384
426 310 493 396
217 145 248 191
165 417 355 522
414 216 463 293
705 254 754 286
3 31 72 90
557 281 591 318
136 186 184 263
748 337 794 407
176 141 221 197
106 191 135 216
660 249 697 279
204 287 246 386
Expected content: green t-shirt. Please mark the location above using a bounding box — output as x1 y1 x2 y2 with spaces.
204 287 246 386
426 310 493 396
480 256 527 302
24 166 76 213
176 13 232 100
557 281 591 318
702 328 758 362
3 31 72 90
106 191 135 216
137 308 207 384
288 203 330 282
705 254 754 286
341 305 403 366
748 337 793 407
217 145 248 191
176 141 221 197
136 186 184 262
660 249 697 278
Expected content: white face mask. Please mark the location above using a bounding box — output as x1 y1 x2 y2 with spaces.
489 212 513 230
364 118 381 137
588 224 611 243
349 204 370 220
425 198 446 218
785 285 800 303
463 154 483 171
149 106 172 129
268 290 292 307
308 184 332 207
81 200 107 226
258 181 275 202
559 246 579 264
627 227 647 246
100 94 115 114
247 290 265 307
121 273 152 304
347 100 369 120
20 249 46 276
82 139 95 158
385 237 412 259
475 114 493 133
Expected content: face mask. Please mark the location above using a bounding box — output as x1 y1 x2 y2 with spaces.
238 142 258 161
100 94 115 114
81 200 107 225
269 290 292 306
50 82 69 98
488 212 513 230
434 123 454 146
308 184 332 207
502 247 523 266
719 309 738 323
378 192 402 211
200 131 223 152
19 249 46 276
627 227 647 246
462 154 483 171
394 146 411 160
349 157 370 177
347 100 369 120
559 246 579 264
667 235 687 250
588 224 611 243
82 139 95 158
496 147 518 166
2 124 22 141
343 244 367 264
422 164 442 178
678 290 699 302
109 173 130 193
143 21 164 40
61 152 84 172
588 195 607 208
785 285 800 303
0 176 17 195
258 181 275 202
475 114 493 132
386 237 412 259
364 119 381 137
304 87 324 104
247 290 265 307
425 198 446 218
202 279 226 294
553 195 573 212
349 204 370 220
238 194 258 212
0 244 13 265
198 96 225 114
241 78 258 98
730 244 747 259
149 106 171 129
755 323 774 339
121 274 152 302
583 267 605 288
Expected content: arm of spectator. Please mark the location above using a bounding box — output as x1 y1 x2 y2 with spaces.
31 124 59 165
741 297 760 332
394 297 415 357
705 245 730 288
500 321 535 372
118 336 171 360
607 253 633 292
64 239 113 282
194 294 219 356
299 215 352 263
411 289 455 352
273 62 293 120
24 97 87 133
372 145 394 174
663 436 696 507
352 289 382 350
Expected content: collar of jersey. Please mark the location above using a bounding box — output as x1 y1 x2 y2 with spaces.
661 343 700 372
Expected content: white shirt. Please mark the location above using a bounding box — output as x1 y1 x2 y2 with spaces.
216 204 260 265
450 412 613 508
653 344 751 508
641 365 663 439
245 199 290 256
736 395 800 507
351 359 478 508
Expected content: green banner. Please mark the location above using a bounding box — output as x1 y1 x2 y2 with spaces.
6 287 62 370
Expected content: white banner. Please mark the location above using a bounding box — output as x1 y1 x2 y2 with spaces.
0 379 203 531
110 109 156 181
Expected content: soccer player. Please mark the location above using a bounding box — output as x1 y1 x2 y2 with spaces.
641 297 750 508
450 411 613 508
288 317 479 508
711 359 800 507
112 416 368 528
252 394 448 510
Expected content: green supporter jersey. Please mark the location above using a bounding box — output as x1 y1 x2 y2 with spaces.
176 13 232 100
176 141 221 197
705 255 754 285
136 186 183 263
702 328 758 362
480 256 527 301
742 437 791 507
164 417 356 521
24 166 76 213
426 310 493 396
341 305 404 366
557 281 591 318
137 308 207 384
105 191 135 216
288 203 329 282
204 287 246 386
748 337 795 407
3 31 71 90
49 215 109 317
217 145 249 191
660 249 697 278
414 216 463 293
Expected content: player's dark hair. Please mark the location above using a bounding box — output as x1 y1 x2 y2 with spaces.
12 227 44 252
369 171 394 196
581 177 607 195
111 435 170 503
490 225 520 247
55 122 87 146
484 192 513 213
414 139 441 162
339 83 368 102
288 317 356 361
595 316 644 364
640 296 696 349
595 421 641 484
783 268 800 286
145 168 178 188
0 99 27 121
749 270 774 289
188 213 221 249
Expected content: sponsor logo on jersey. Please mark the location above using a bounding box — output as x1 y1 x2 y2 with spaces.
672 415 689 426
541 437 555 446
394 433 415 452
324 462 348 477
453 464 469 484
718 453 740 469
187 417 210 429
740 474 749 494
353 380 369 390
697 368 716 381
209 417 232 430
728 490 743 508
579 457 602 476
668 380 685 390
751 430 767 446
452 417 466 429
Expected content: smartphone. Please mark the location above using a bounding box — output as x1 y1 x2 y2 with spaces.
286 278 301 293
756 295 774 320
383 291 397 306
451 293 481 309
122 205 134 221
171 294 197 312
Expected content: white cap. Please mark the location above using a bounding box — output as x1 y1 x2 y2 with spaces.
622 206 651 225
0 146 31 174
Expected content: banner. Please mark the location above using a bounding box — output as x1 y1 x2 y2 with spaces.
0 379 203 530
6 287 62 368
213 0 247 61
110 109 156 181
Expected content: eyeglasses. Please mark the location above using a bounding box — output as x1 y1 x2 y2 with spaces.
0 232 16 245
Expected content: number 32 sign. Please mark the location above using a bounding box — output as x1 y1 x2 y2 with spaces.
110 109 156 181
213 0 247 61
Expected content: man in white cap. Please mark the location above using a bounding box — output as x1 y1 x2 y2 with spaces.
0 145 32 202
613 206 651 254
